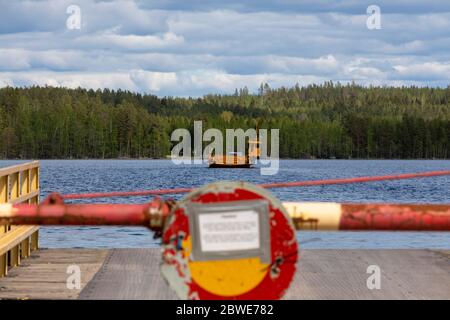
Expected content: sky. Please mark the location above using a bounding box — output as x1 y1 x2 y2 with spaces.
0 0 449 97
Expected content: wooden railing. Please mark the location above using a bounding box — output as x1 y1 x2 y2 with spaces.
0 161 40 277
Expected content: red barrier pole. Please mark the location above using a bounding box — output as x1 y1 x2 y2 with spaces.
1 201 450 231
0 204 147 225
0 198 170 232
282 202 450 231
340 203 450 231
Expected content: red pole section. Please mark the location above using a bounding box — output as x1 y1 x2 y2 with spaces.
1 201 450 231
0 198 171 231
0 204 147 226
261 170 450 189
283 202 450 231
340 203 450 231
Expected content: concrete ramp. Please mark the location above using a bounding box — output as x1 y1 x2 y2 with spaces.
79 248 177 300
81 249 450 300
0 249 449 299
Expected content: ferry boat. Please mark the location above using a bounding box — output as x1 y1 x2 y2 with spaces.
208 138 260 168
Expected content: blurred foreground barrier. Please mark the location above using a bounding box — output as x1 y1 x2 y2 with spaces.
0 180 449 299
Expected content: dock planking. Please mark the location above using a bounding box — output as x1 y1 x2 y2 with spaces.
0 249 108 299
0 248 449 300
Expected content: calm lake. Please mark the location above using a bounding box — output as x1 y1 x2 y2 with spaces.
1 159 450 249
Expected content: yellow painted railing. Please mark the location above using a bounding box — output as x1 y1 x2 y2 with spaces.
0 161 40 277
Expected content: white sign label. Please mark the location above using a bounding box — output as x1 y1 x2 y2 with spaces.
198 210 260 252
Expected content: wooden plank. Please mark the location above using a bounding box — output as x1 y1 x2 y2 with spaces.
0 161 40 178
0 249 108 300
0 226 39 256
9 190 40 205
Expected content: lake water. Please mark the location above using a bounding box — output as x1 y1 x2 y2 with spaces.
1 159 450 249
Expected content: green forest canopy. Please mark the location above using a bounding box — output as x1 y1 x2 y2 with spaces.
0 82 449 159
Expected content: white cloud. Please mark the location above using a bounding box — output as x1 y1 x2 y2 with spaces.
263 55 339 74
0 0 449 95
393 62 450 80
0 49 31 70
129 69 178 91
0 70 325 96
0 71 136 91
76 31 184 51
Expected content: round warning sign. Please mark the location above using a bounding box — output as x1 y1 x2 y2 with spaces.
160 181 298 300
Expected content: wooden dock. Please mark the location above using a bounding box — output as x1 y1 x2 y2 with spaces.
0 248 448 300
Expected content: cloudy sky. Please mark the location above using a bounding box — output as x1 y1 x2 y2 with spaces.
0 0 450 96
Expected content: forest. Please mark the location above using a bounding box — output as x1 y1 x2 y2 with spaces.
0 83 449 159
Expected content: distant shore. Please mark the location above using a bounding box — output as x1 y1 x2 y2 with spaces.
2 86 449 161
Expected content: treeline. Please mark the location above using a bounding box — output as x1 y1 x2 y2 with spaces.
0 83 449 159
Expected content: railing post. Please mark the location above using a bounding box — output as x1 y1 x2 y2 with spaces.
0 253 7 276
21 238 30 259
9 246 20 267
10 172 19 201
31 230 39 251
0 161 40 277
